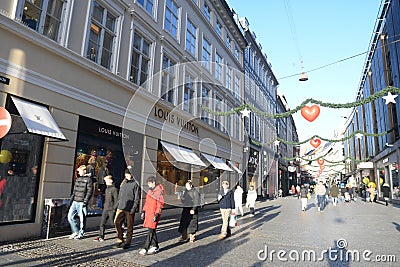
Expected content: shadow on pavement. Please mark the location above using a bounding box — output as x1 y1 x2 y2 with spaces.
392 222 400 232
326 239 351 267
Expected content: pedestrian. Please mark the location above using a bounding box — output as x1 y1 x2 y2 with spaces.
114 168 141 249
296 184 301 199
178 180 200 243
368 185 376 203
68 165 94 239
382 183 390 206
300 185 308 211
217 180 235 239
234 185 244 216
291 185 296 196
139 176 164 256
246 185 257 216
315 180 326 212
93 175 118 242
330 183 339 206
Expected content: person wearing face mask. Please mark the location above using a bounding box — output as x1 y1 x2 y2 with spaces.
139 175 165 256
178 180 200 243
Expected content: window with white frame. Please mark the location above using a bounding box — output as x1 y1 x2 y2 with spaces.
226 66 232 92
203 3 211 22
130 31 151 86
225 104 231 135
214 94 223 130
164 0 179 39
202 37 211 71
185 19 197 56
234 75 240 99
215 20 222 37
86 1 117 70
183 74 196 114
226 35 231 50
137 0 154 15
234 47 239 61
16 0 66 41
201 85 211 124
215 52 223 81
161 55 176 104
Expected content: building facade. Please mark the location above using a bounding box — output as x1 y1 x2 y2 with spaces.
0 0 247 241
236 16 279 198
343 0 400 203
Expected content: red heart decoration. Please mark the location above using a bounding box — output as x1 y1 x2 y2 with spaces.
301 105 320 122
318 170 323 174
317 159 325 165
320 166 325 170
310 138 321 148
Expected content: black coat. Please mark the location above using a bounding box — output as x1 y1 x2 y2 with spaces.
179 188 200 234
382 186 390 198
103 185 118 211
70 175 94 205
218 189 235 209
117 179 140 213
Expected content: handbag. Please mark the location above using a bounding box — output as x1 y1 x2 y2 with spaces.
229 213 238 227
307 193 311 199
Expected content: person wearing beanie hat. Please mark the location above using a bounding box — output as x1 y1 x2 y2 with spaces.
114 166 141 249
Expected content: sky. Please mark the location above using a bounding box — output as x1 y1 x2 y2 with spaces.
227 0 382 144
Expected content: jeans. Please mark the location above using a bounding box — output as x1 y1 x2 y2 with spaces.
317 195 325 210
67 201 87 236
332 197 338 206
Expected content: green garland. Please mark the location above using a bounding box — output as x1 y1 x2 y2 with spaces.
249 128 392 147
201 86 400 119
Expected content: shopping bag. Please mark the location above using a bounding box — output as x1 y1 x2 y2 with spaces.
229 213 238 227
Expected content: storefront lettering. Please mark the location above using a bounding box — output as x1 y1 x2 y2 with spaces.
98 127 129 139
154 106 199 135
383 158 389 164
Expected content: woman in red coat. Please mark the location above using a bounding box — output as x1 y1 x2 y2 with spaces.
139 176 164 256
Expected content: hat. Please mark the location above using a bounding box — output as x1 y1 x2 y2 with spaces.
124 168 132 175
147 176 156 183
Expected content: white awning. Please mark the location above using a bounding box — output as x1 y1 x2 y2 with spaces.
161 141 206 166
202 153 233 171
228 160 242 174
11 96 67 140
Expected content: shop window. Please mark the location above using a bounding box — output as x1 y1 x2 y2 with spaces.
0 97 44 224
74 116 144 215
156 142 190 206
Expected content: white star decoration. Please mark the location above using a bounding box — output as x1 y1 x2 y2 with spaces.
240 107 251 118
382 92 398 105
273 140 280 146
346 158 352 163
355 133 363 139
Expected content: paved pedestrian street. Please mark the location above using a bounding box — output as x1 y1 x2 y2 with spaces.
1 197 399 267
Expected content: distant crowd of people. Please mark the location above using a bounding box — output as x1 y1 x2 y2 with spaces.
67 165 259 256
288 179 393 212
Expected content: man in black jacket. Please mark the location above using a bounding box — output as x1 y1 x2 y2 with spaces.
68 165 94 239
93 175 118 242
217 180 235 239
114 167 141 249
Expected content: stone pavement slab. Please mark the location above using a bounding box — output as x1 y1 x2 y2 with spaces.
0 196 399 266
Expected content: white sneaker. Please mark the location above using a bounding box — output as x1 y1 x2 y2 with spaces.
318 207 320 212
147 246 159 254
68 233 78 239
139 248 147 256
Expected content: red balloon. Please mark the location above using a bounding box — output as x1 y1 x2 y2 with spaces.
301 105 320 122
0 107 12 139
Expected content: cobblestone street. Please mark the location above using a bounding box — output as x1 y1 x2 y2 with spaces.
1 196 399 267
